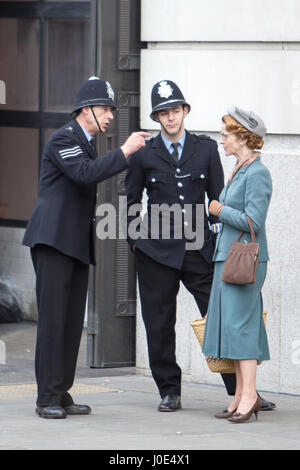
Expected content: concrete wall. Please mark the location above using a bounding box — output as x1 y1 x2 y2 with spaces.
141 49 300 135
136 0 300 395
141 0 300 42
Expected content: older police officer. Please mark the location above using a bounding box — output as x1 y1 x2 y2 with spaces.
23 77 149 419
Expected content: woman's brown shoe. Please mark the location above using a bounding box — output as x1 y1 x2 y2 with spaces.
228 396 262 423
214 408 237 419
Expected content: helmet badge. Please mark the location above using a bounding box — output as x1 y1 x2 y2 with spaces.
157 81 173 99
106 81 115 101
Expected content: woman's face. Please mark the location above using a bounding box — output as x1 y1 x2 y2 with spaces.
219 122 242 156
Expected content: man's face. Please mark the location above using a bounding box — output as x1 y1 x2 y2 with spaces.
86 105 114 134
156 105 188 139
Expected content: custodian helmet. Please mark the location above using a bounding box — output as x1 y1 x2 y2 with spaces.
71 76 117 117
150 80 191 121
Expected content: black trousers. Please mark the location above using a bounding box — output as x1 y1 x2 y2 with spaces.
135 248 236 398
31 244 89 407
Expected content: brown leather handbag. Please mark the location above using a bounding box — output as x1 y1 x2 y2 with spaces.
221 215 259 285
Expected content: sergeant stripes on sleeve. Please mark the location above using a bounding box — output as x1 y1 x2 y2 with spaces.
58 146 83 159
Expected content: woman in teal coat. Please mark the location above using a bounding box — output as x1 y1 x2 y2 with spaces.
202 106 272 423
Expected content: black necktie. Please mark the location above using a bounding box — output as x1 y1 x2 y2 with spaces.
171 142 180 163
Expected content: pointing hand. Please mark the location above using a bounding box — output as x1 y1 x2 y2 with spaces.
121 132 150 158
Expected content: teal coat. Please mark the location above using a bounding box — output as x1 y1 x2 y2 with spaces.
213 156 272 262
202 156 272 361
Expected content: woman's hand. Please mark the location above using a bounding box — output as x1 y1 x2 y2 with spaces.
209 200 224 217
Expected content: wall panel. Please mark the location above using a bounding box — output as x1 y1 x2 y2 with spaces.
141 49 300 134
142 0 300 42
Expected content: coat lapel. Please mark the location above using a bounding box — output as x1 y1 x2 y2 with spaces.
178 131 196 167
152 134 177 166
222 164 249 204
229 156 261 185
229 165 247 184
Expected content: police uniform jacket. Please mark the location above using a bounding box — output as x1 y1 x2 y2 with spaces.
125 131 224 269
23 119 128 265
214 156 272 262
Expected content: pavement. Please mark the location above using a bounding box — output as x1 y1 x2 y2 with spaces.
0 321 300 452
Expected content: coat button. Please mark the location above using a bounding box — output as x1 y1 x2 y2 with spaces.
200 174 205 179
177 182 183 188
179 195 184 200
151 177 156 182
176 168 181 173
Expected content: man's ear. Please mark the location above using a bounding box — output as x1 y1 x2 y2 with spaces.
153 112 160 122
183 105 189 117
81 106 90 116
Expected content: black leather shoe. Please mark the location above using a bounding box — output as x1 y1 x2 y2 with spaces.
158 394 181 412
63 404 92 415
36 406 67 419
257 393 276 411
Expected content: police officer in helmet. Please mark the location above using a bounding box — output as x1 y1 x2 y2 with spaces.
23 77 149 419
126 79 225 411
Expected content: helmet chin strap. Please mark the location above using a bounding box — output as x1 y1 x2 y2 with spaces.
90 106 102 133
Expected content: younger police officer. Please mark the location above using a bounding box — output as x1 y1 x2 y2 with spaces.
23 77 149 419
126 80 234 411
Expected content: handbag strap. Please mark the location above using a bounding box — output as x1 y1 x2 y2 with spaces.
236 215 256 242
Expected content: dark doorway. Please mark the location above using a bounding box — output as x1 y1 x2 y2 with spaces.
87 0 143 368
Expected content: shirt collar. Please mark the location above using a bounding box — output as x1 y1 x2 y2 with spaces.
78 123 93 143
161 131 186 154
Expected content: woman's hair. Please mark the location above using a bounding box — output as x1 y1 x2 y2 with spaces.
222 114 264 150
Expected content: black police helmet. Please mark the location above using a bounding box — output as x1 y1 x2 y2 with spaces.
150 80 191 121
71 76 117 117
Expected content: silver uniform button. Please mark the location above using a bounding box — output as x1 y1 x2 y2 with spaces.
200 174 205 179
151 177 156 182
179 195 184 200
177 182 183 188
176 168 181 173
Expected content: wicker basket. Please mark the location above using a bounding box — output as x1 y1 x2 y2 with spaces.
191 310 267 374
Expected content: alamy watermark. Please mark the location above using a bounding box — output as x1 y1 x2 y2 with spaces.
95 196 204 250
